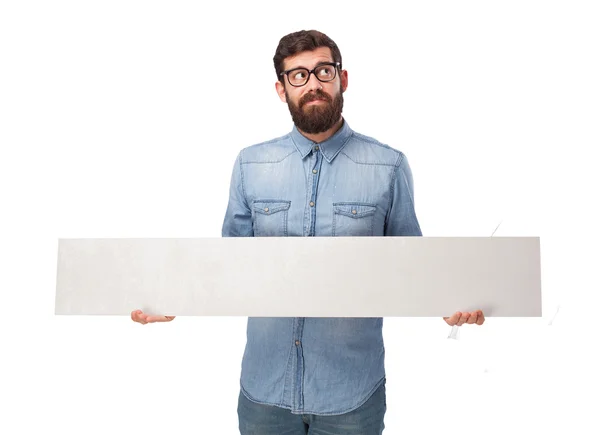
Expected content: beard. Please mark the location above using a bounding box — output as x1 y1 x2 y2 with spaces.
286 87 344 134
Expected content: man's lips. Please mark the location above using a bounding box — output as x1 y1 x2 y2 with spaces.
302 99 328 107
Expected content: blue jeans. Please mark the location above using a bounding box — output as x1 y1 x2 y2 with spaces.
237 381 386 435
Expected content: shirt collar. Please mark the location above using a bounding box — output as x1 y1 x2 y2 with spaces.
290 119 353 163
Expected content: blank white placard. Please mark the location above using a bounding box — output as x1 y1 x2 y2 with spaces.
55 237 541 317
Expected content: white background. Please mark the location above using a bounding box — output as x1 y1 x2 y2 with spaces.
1 1 599 433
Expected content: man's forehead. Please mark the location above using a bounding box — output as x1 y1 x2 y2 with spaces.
283 47 333 70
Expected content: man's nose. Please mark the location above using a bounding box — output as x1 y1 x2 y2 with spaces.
305 71 322 91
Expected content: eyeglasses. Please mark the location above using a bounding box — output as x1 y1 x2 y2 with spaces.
280 62 341 87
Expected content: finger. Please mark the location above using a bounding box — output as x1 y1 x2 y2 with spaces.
443 313 453 325
452 312 463 325
145 315 175 323
445 312 461 326
467 312 478 324
131 310 143 322
476 311 485 325
131 310 147 324
457 312 470 326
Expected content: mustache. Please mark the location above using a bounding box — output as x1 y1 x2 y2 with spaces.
299 90 332 108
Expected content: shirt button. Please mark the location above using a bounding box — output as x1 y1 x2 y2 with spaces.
312 169 317 174
314 146 319 151
295 340 300 346
351 209 357 215
309 201 315 207
264 207 269 213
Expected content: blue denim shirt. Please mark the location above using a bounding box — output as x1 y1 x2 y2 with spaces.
221 119 422 415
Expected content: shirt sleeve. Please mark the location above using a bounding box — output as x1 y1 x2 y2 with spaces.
221 151 254 237
384 152 423 237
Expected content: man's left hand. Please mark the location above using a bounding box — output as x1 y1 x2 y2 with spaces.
443 310 485 326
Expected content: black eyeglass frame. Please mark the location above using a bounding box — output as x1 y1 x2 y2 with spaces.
280 62 342 87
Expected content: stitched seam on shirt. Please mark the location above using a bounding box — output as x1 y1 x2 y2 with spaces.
399 154 417 207
339 151 397 166
340 133 402 165
351 133 400 153
299 376 386 416
240 384 292 411
241 149 296 164
280 322 296 406
241 378 383 417
386 153 404 228
239 150 248 205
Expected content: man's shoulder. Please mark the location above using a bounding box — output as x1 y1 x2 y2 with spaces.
238 133 295 164
345 130 406 167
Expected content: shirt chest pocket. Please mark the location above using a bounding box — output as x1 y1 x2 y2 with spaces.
332 202 377 237
252 200 291 237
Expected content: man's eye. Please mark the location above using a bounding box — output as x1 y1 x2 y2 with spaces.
293 71 307 80
318 67 332 76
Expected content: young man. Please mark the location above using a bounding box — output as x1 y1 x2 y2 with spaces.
132 30 485 434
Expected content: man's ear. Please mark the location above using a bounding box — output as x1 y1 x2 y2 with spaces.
275 80 287 103
340 69 348 93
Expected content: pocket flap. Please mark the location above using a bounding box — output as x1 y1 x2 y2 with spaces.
333 202 377 218
253 200 291 215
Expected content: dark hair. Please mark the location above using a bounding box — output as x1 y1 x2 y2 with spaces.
273 30 342 82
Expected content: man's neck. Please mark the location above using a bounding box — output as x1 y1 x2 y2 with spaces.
297 117 344 144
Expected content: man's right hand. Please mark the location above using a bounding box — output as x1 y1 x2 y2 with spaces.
131 309 176 325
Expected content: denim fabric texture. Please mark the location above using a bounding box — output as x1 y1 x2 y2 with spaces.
222 119 422 415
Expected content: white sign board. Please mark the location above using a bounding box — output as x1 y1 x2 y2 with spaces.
55 237 541 317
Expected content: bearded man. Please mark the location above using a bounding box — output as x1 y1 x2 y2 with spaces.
132 29 485 434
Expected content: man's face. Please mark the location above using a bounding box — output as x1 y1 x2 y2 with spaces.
276 47 348 134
